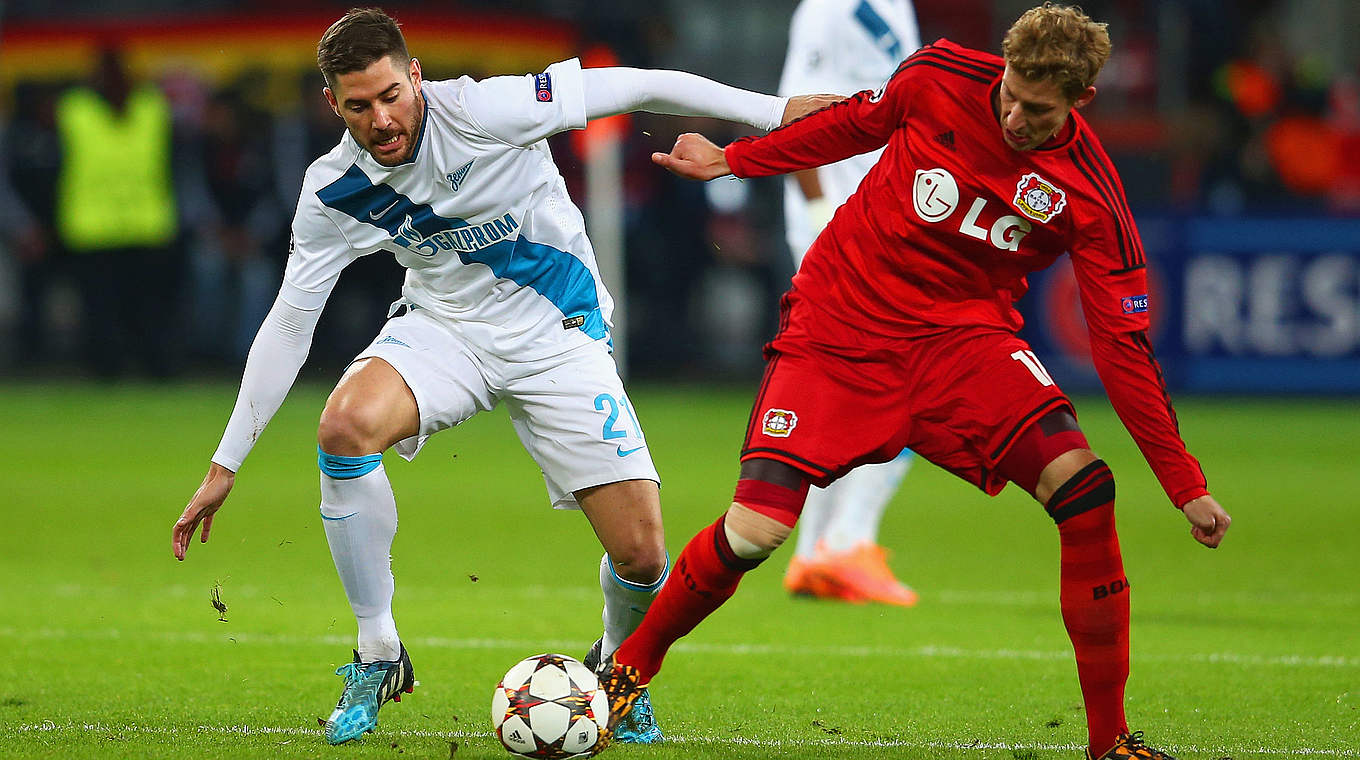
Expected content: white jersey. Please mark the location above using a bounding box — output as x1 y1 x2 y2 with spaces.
211 60 786 472
287 58 605 361
778 0 920 259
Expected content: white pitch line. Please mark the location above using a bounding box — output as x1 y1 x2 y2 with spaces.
9 722 1359 757
1 625 1355 669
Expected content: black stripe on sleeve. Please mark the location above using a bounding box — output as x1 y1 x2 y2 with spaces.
910 47 1003 78
899 59 992 85
1073 138 1146 269
1128 330 1182 435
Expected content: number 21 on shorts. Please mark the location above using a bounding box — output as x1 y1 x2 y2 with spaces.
594 393 642 441
1011 349 1055 386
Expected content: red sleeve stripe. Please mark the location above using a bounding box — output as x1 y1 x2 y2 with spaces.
1128 330 1183 435
1070 137 1146 271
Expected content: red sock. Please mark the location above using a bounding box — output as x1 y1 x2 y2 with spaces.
614 514 758 682
1048 460 1130 755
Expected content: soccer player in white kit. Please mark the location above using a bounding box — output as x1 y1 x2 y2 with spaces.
777 0 924 607
169 8 830 747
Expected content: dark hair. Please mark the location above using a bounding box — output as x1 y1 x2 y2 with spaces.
317 8 411 88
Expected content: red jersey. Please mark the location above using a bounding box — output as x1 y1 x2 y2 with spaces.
725 40 1207 507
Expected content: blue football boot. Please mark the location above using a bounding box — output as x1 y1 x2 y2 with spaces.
585 638 663 744
322 645 415 745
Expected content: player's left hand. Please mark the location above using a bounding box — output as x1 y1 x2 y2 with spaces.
172 463 236 560
652 133 731 180
1182 494 1230 548
781 93 844 125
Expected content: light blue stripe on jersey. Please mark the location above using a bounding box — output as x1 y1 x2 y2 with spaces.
318 447 384 479
854 0 902 59
317 165 606 340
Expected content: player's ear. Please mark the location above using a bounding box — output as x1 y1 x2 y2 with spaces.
1072 85 1096 110
323 86 341 118
408 57 423 90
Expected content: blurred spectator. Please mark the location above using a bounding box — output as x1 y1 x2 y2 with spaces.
185 81 288 364
2 81 64 366
54 47 183 378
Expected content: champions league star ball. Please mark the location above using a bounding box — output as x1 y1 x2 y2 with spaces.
491 653 609 759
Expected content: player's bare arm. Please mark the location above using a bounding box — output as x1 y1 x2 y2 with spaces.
651 132 731 180
1182 494 1230 548
782 93 844 124
172 462 235 560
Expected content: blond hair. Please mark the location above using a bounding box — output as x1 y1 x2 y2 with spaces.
1002 3 1111 101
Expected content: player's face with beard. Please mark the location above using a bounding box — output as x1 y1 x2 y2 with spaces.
996 66 1094 151
326 55 425 166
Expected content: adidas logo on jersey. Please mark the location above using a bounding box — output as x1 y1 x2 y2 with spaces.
934 131 955 150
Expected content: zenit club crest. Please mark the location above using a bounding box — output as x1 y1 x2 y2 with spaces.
761 408 798 438
1013 172 1068 223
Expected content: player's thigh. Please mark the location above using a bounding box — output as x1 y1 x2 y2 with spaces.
320 356 421 453
501 344 660 511
742 347 910 487
906 330 1074 496
351 309 497 460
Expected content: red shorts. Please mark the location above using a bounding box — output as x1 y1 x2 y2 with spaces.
742 291 1074 495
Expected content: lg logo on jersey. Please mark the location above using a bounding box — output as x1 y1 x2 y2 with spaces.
912 168 1033 252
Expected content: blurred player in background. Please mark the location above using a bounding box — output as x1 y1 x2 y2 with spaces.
169 7 831 748
602 5 1232 759
778 0 922 607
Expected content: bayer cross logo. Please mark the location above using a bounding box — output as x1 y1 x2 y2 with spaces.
761 408 798 438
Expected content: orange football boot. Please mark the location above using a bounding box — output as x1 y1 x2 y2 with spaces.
813 541 918 607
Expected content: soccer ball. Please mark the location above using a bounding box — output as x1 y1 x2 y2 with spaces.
491 653 608 759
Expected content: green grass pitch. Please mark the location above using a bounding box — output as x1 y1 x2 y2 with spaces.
0 381 1355 759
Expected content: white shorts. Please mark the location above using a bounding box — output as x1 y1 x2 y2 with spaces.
353 306 659 510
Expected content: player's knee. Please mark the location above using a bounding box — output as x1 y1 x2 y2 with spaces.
608 542 668 585
1044 457 1115 524
1035 448 1101 506
723 503 793 560
317 401 380 456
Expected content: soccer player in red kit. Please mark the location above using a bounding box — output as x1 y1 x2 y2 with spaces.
594 4 1232 759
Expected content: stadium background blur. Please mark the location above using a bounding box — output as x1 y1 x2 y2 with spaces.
1 0 1359 393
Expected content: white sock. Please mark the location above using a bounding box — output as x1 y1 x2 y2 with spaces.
822 451 914 553
598 553 668 658
320 462 401 662
792 485 834 559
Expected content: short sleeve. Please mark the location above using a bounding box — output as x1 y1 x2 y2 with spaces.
460 58 587 147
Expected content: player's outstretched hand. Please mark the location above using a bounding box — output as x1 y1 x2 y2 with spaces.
781 93 844 125
172 463 236 560
1182 494 1230 548
652 133 731 181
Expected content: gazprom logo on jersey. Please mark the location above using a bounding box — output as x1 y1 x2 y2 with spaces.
1121 294 1149 314
535 72 553 102
394 211 519 257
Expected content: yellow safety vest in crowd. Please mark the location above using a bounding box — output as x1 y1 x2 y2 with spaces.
55 83 178 251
